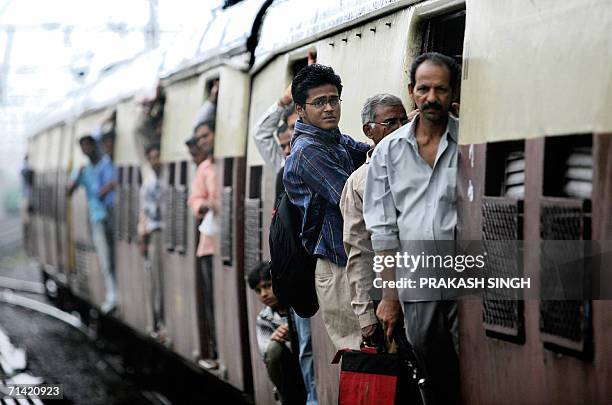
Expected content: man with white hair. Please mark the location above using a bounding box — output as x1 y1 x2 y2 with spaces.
340 93 411 341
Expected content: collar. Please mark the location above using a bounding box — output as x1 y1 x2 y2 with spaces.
293 120 342 144
365 147 374 164
400 114 459 146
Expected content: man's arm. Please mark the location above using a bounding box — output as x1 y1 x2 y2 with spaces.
98 180 116 200
188 164 209 219
252 103 287 172
187 163 218 219
98 160 117 200
293 144 350 206
363 145 402 339
67 167 83 196
340 175 378 337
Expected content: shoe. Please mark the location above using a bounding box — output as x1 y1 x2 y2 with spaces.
197 359 219 370
101 300 117 314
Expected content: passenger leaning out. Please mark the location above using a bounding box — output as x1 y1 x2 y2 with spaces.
283 64 370 350
186 120 219 369
68 134 118 314
248 262 306 405
364 52 462 405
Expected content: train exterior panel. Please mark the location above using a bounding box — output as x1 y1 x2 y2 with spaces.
159 73 204 362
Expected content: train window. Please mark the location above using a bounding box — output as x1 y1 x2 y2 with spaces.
248 166 262 199
174 161 189 254
539 134 593 358
543 134 593 199
245 166 263 274
220 159 234 265
167 162 176 186
484 141 526 198
223 158 233 187
179 161 188 186
481 140 526 344
164 163 176 252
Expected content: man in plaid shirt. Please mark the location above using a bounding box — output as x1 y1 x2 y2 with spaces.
283 64 369 350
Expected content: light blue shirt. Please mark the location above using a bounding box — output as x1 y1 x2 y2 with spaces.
363 115 459 252
71 154 117 224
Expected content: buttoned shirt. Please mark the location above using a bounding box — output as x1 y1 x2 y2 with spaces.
188 157 217 257
363 115 459 251
339 149 378 328
284 121 369 266
140 175 162 233
70 154 117 224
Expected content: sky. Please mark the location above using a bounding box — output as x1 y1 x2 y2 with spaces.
0 0 222 210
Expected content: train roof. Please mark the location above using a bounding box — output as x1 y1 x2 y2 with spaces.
25 50 164 140
252 0 413 73
160 0 270 81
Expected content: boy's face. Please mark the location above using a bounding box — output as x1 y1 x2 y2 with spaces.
254 279 279 309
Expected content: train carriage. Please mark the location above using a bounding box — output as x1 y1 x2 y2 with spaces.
20 0 612 403
456 1 612 403
248 0 466 402
157 0 270 392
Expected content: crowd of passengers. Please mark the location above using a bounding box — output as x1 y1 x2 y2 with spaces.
56 50 461 405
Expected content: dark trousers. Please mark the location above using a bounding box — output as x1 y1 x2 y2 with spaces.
402 301 461 405
199 255 217 358
264 341 306 405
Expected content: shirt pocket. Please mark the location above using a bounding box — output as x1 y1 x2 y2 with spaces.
439 167 457 204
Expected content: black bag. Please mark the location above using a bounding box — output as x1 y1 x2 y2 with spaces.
269 189 323 318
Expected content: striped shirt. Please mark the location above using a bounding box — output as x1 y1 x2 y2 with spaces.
283 120 369 266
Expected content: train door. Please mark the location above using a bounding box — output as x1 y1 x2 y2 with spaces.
245 51 309 404
70 110 113 307
159 74 202 363
56 124 72 283
29 133 47 263
45 126 62 273
457 1 612 403
212 65 253 393
309 3 466 401
115 100 150 333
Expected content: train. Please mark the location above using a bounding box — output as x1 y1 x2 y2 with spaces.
22 0 612 404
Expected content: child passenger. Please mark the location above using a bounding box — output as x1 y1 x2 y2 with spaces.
247 262 306 405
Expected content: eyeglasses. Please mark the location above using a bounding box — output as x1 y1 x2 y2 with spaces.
369 117 409 129
304 96 342 109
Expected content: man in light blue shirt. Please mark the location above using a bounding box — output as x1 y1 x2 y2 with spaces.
69 134 118 313
363 52 461 405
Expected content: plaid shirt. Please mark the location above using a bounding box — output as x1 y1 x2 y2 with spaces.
283 120 369 266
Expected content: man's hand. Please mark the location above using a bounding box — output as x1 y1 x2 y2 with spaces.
67 166 84 196
208 80 219 104
361 323 377 339
376 299 402 341
198 204 209 217
307 50 317 65
98 180 116 200
278 84 293 107
270 324 289 343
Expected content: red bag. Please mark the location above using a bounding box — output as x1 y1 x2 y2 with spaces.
333 347 418 405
